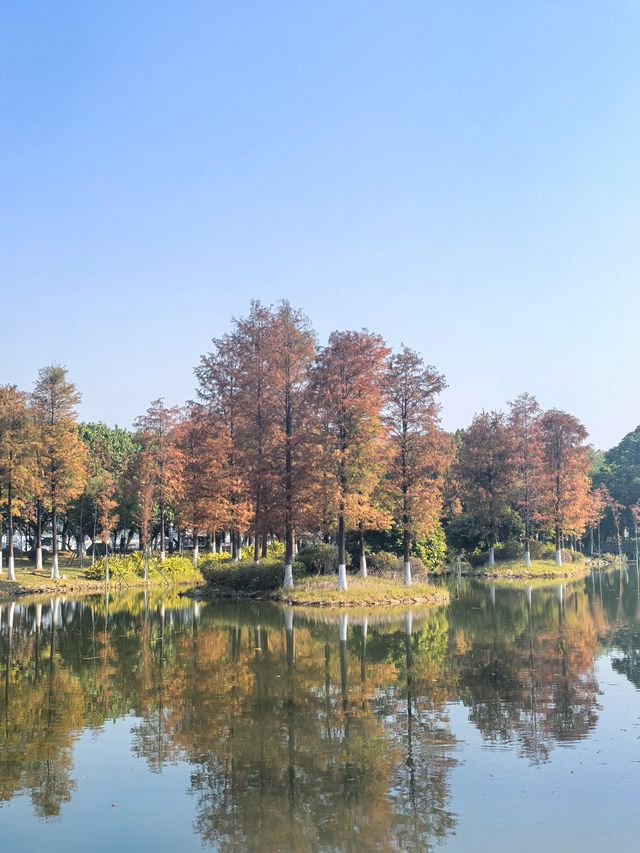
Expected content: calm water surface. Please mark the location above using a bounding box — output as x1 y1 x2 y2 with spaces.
1 569 640 851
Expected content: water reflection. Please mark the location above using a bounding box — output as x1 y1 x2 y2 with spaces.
1 570 640 849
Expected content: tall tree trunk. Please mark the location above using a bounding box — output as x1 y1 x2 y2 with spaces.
359 521 367 577
337 511 347 590
555 525 562 565
283 384 294 590
35 502 43 570
192 528 199 567
488 524 495 568
160 501 166 562
337 448 348 591
7 480 16 581
401 427 411 586
51 501 60 580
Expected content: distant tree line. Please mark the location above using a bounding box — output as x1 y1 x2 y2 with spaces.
0 300 617 588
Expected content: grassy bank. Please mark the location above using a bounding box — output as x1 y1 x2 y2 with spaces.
0 553 203 602
468 557 589 580
196 558 449 607
273 575 449 608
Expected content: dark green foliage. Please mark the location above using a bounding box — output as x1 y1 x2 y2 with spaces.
348 521 447 571
444 508 524 554
200 558 306 593
296 543 340 574
367 551 401 574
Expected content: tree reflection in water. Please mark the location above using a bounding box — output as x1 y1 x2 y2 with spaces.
1 570 639 847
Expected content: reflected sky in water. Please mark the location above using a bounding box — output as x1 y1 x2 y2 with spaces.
1 568 640 851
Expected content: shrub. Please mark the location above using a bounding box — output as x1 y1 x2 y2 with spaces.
199 551 233 563
267 540 285 559
200 557 305 593
297 543 339 575
367 551 401 575
83 552 201 583
412 526 447 571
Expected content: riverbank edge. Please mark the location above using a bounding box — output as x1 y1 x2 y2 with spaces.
185 580 450 609
461 565 591 581
0 577 203 603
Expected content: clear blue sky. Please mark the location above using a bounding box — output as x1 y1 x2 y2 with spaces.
2 1 639 450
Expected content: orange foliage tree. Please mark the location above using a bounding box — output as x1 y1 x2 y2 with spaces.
456 411 516 567
384 346 449 585
134 399 183 562
0 385 34 580
539 409 591 565
174 403 230 565
313 330 389 589
31 366 87 579
508 392 544 566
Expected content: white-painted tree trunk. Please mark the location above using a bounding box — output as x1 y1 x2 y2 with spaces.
339 613 348 642
283 563 294 589
555 548 562 566
403 561 412 586
192 542 199 567
284 607 294 632
338 563 348 591
0 548 3 575
51 554 60 580
36 546 43 570
524 550 531 568
488 547 495 567
359 553 367 577
160 549 166 563
404 611 413 636
8 554 16 582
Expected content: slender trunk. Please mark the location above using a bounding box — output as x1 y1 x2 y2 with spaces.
254 490 261 563
261 535 268 559
283 378 294 589
359 521 367 577
192 533 199 568
337 511 347 590
555 525 562 565
488 526 495 568
160 502 166 562
35 502 43 570
51 502 60 580
401 419 411 586
7 480 16 581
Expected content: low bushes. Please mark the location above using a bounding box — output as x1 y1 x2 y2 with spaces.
200 557 305 593
83 552 201 583
296 543 340 574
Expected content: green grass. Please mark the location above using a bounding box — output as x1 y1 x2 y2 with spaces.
470 557 589 579
0 553 202 602
272 575 449 608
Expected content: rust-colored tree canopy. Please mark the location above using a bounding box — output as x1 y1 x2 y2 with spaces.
0 303 614 585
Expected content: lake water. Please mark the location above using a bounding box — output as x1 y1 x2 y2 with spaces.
1 569 639 851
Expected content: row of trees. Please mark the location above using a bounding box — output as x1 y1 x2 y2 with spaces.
451 394 594 566
0 300 603 588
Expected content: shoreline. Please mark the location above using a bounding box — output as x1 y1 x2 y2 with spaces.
0 575 202 603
